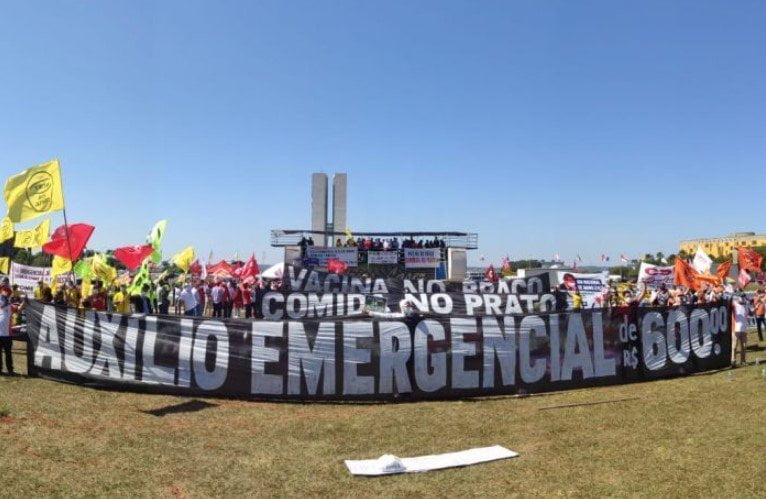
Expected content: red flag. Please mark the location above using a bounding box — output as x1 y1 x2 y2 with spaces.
240 254 261 281
189 260 203 275
42 223 95 261
715 260 732 282
327 258 348 275
675 257 721 291
231 262 243 278
738 247 763 272
485 264 498 282
113 245 154 270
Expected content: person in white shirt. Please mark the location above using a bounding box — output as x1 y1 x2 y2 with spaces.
178 285 198 317
732 294 748 367
211 282 225 317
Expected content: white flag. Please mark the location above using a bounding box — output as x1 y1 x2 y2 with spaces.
692 247 713 274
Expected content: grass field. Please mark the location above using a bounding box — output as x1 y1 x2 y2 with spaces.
2 331 765 497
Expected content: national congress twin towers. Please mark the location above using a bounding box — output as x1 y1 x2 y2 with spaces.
311 173 346 247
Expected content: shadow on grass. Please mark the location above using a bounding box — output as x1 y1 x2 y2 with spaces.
141 399 219 417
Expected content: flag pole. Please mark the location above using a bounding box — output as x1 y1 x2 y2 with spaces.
57 160 77 283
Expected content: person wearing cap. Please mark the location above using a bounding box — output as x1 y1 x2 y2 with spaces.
0 278 14 375
732 294 748 367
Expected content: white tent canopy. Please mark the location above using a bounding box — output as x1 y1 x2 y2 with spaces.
261 262 284 279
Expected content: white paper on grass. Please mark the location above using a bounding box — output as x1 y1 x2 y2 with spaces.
345 445 518 476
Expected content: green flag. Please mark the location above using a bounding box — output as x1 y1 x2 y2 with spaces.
73 259 92 279
128 262 150 296
147 219 167 264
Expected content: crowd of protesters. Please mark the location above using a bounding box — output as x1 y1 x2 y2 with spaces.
299 235 446 251
559 282 731 309
2 276 284 325
334 236 446 250
560 280 764 368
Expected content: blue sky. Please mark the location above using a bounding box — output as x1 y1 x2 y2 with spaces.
1 1 764 265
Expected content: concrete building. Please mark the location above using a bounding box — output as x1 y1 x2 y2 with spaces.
332 173 347 239
680 232 766 258
311 172 347 246
310 173 329 246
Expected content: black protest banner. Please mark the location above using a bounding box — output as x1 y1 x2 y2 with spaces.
25 300 731 401
259 290 560 319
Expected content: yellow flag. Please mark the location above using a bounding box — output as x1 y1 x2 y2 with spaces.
172 246 195 272
345 227 353 240
51 255 72 291
0 257 9 275
81 277 92 300
91 253 117 285
4 159 65 223
14 218 50 248
0 217 13 242
51 255 72 277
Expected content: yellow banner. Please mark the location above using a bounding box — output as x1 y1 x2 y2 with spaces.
14 218 50 248
4 159 65 223
0 257 9 275
0 217 13 242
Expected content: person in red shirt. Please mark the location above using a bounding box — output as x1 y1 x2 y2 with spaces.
195 280 207 317
222 282 231 318
241 283 253 319
232 283 243 318
90 281 107 311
